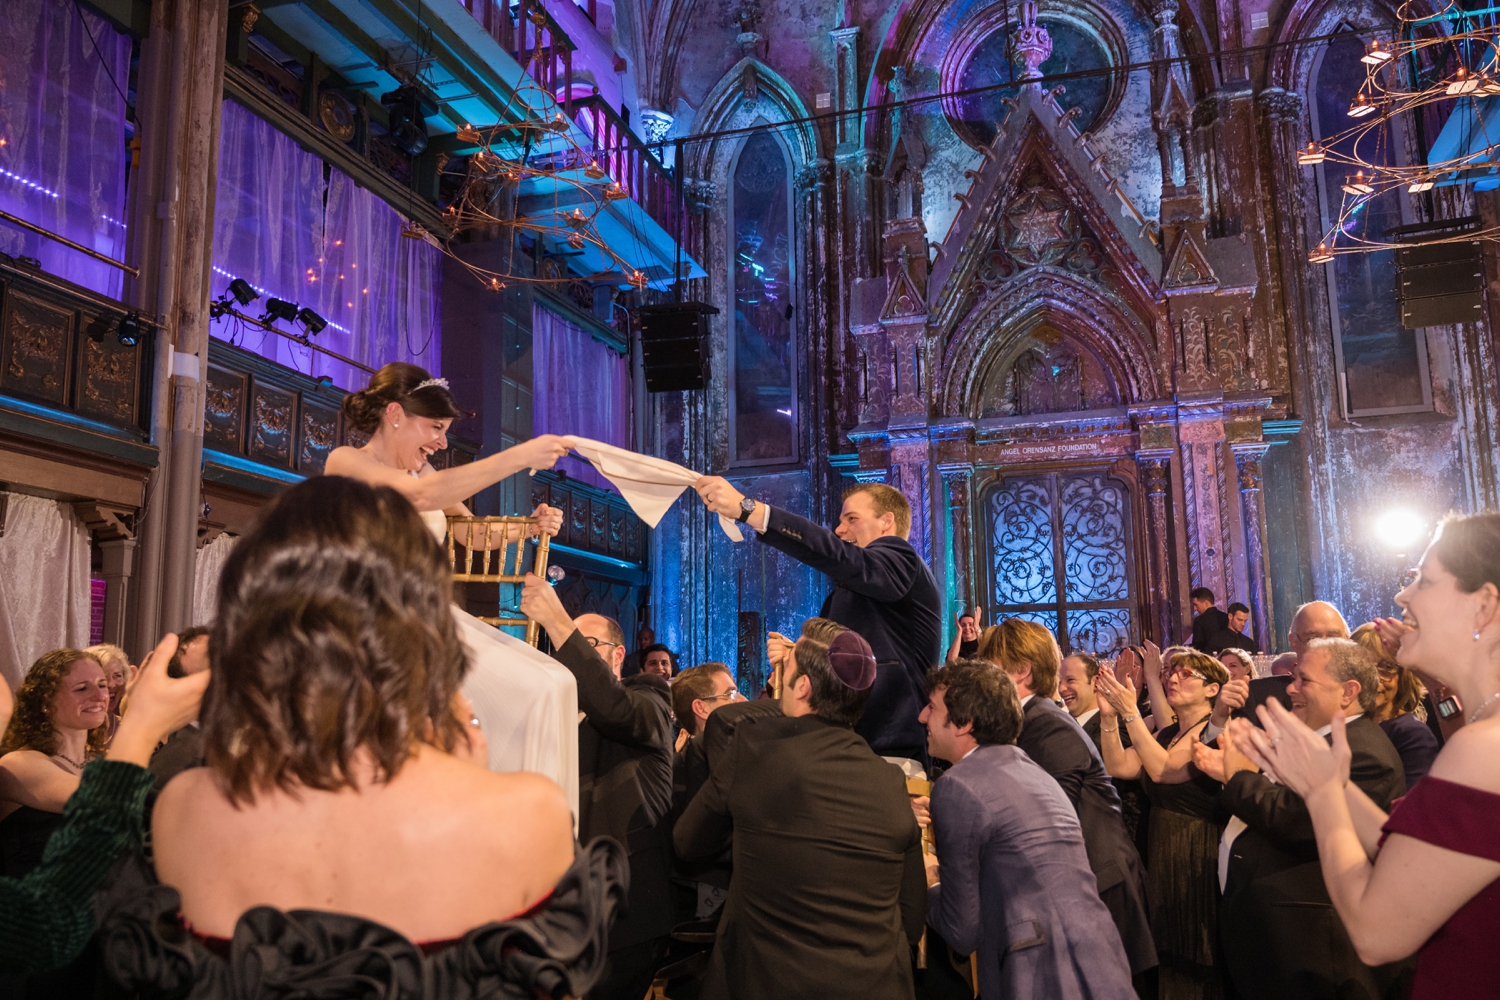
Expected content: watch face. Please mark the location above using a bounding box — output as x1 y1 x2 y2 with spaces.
741 498 756 513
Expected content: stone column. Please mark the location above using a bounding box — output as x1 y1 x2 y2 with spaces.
72 502 137 649
939 464 975 615
128 0 227 654
1176 397 1232 612
1232 443 1273 649
1137 453 1175 645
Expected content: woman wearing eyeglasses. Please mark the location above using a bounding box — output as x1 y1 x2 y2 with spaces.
1351 623 1439 789
1096 647 1230 1000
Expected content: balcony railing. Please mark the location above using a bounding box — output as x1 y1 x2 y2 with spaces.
571 95 680 245
459 0 575 107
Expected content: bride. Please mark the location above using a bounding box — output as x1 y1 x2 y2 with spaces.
324 362 580 813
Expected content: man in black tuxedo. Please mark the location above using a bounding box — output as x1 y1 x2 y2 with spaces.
522 578 675 1000
675 627 925 1000
1188 586 1231 653
695 478 939 761
983 620 1157 979
1194 638 1410 1000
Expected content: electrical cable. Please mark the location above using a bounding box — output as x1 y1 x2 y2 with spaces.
71 0 130 108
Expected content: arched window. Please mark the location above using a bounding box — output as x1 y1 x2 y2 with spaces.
1310 28 1433 415
729 129 797 465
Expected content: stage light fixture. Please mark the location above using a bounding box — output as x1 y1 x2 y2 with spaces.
117 313 144 347
297 307 328 335
1374 509 1427 550
315 375 334 388
228 278 259 306
264 298 299 323
380 86 432 156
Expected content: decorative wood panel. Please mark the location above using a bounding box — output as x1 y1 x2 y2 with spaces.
247 381 297 467
589 498 608 552
569 490 589 549
204 366 247 451
75 324 140 426
608 507 625 557
342 424 371 449
2 291 74 406
625 514 644 562
299 402 339 473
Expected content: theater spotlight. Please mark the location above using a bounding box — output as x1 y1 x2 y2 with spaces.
228 277 259 306
116 312 144 347
1374 508 1427 551
263 298 299 323
380 86 432 156
296 307 328 335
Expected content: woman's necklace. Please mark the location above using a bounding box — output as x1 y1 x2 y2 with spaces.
1468 690 1500 724
1167 714 1210 749
51 751 85 770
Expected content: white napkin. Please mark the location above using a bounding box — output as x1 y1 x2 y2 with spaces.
567 437 743 542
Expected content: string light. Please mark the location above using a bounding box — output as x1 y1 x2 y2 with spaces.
0 167 59 198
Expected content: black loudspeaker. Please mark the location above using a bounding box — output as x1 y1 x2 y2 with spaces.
638 302 719 392
1393 217 1485 329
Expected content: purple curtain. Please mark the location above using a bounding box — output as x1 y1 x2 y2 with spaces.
532 305 630 491
0 0 131 299
210 100 441 390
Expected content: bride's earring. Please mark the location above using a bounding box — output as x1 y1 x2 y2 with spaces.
394 422 400 429
1477 629 1484 642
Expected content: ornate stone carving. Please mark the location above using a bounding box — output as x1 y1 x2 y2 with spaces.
1011 1 1052 81
1139 456 1169 495
1256 88 1304 124
794 158 833 191
974 172 1105 288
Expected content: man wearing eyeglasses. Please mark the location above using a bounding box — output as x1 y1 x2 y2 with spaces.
669 664 747 921
521 579 675 1000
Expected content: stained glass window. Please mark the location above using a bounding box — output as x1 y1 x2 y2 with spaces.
1310 30 1432 415
985 471 1134 653
729 130 797 464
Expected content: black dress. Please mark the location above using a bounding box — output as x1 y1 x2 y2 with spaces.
94 836 628 999
0 805 65 878
1138 721 1224 1000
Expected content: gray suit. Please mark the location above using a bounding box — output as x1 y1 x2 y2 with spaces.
928 744 1135 1000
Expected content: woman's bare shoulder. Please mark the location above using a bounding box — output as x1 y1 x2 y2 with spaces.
0 749 59 778
425 755 572 840
1429 721 1500 794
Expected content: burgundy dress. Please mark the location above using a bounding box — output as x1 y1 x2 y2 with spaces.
1382 776 1500 998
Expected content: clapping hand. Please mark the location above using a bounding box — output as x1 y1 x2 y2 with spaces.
1211 677 1251 728
1236 700 1349 797
109 634 212 767
1114 647 1143 693
1095 666 1139 719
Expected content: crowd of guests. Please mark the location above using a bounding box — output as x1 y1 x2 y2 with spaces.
0 446 1497 999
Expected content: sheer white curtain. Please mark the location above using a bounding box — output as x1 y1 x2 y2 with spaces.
532 305 631 490
0 493 91 687
192 533 237 627
0 0 132 298
211 101 442 391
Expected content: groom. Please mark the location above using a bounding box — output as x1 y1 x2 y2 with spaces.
695 478 939 762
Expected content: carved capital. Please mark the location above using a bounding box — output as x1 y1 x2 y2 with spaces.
1235 457 1262 491
240 3 261 34
1191 94 1235 130
71 501 136 542
795 158 833 191
1256 87 1304 124
1138 456 1170 496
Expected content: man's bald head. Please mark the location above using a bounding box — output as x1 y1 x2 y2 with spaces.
575 613 627 678
1289 601 1349 659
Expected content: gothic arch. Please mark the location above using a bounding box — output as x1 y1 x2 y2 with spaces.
1266 0 1411 95
686 58 820 176
937 265 1162 418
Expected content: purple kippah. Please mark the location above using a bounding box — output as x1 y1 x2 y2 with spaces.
828 631 878 691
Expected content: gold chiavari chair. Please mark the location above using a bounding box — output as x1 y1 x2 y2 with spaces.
444 515 553 646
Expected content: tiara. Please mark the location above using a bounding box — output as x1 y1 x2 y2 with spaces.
414 377 449 392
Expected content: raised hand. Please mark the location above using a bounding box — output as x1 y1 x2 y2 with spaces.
1095 666 1139 718
694 476 747 520
1241 700 1350 797
1211 676 1250 727
1371 616 1412 657
530 503 564 538
1114 647 1143 692
509 435 576 474
108 634 212 767
766 631 795 670
1142 640 1164 681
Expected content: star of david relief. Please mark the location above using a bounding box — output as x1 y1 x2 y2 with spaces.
973 172 1106 288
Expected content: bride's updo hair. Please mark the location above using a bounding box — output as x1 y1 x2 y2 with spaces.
342 362 462 434
203 475 469 804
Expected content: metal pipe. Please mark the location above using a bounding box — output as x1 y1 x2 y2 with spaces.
0 209 140 276
211 303 378 375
